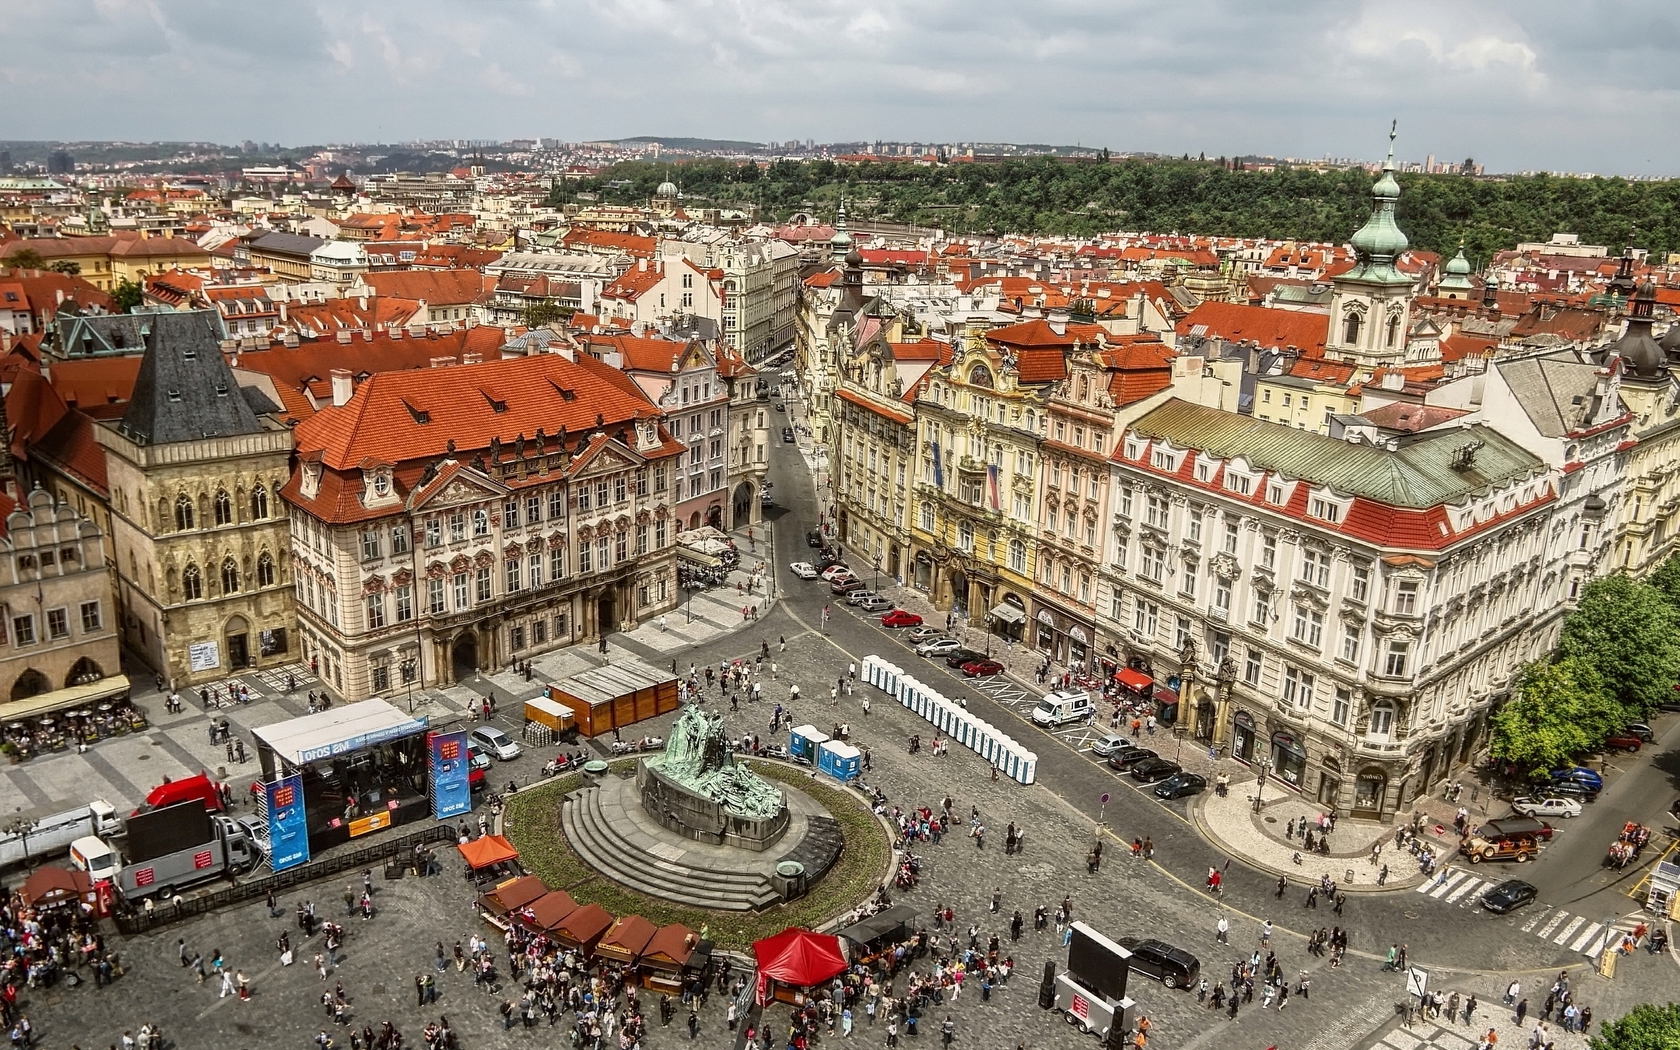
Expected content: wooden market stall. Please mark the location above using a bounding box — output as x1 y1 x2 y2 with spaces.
595 914 657 965
476 875 548 930
524 890 580 934
546 660 678 738
553 902 614 955
640 923 703 993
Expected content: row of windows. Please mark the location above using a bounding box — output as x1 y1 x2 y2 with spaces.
174 486 274 531
180 554 277 600
6 602 102 647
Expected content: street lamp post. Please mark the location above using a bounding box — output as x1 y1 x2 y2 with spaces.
985 613 995 659
1254 758 1275 814
402 657 419 713
4 811 39 866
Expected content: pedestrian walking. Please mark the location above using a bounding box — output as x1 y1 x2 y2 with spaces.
1215 916 1229 944
1276 876 1287 899
1261 920 1273 947
1515 999 1528 1026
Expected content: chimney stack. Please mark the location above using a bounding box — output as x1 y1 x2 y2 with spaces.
329 368 354 406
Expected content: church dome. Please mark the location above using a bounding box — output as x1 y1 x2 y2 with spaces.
1444 247 1471 276
656 180 679 198
1344 124 1411 285
1660 323 1680 355
1612 279 1666 378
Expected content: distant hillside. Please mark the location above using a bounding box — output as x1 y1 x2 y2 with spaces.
568 156 1680 262
615 136 766 152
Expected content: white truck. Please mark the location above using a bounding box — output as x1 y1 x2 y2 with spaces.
117 812 257 902
0 800 120 871
68 836 122 882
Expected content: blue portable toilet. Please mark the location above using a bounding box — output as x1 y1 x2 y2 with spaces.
817 740 861 782
789 724 830 762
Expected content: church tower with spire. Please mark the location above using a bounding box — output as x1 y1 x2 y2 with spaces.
1325 123 1423 367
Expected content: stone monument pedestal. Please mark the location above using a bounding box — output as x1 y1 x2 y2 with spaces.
636 759 791 851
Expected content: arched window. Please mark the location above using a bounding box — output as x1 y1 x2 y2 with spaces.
182 563 202 600
1385 313 1401 348
221 558 240 594
214 489 233 526
256 552 275 587
250 484 269 520
957 521 974 551
1008 539 1027 572
1343 310 1363 346
175 495 195 531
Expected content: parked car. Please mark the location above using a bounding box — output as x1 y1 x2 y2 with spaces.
1534 780 1598 803
820 564 852 581
1603 733 1643 753
1154 772 1207 800
1130 757 1183 783
760 491 774 507
783 427 795 443
1115 938 1200 990
1476 817 1555 842
1624 723 1654 743
773 401 785 412
1510 796 1582 819
1480 879 1539 914
1108 748 1158 772
806 530 823 548
858 596 895 613
235 815 271 858
917 637 963 657
1090 734 1133 757
470 726 523 761
943 648 987 669
831 577 865 595
790 562 819 579
1548 767 1604 790
845 589 881 606
882 610 924 628
904 626 943 644
466 742 492 772
961 658 1005 678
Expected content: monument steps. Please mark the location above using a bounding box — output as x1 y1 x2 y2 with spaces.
782 814 845 876
562 786 782 911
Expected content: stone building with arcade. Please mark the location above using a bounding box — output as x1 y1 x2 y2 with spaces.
282 351 685 702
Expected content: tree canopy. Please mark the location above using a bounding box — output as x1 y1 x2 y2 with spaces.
571 157 1680 259
1554 574 1680 720
110 277 143 313
1490 658 1615 774
1590 1003 1680 1050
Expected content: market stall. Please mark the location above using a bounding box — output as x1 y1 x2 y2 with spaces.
523 890 579 934
640 923 703 992
458 834 521 886
476 874 547 930
553 902 614 955
835 905 918 965
20 865 94 910
595 914 657 965
752 927 848 1006
546 661 678 738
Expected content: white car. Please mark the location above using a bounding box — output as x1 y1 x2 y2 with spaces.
1511 796 1582 819
466 742 492 771
235 815 271 857
916 637 963 657
470 725 523 761
790 562 818 579
1090 734 1134 758
819 564 852 582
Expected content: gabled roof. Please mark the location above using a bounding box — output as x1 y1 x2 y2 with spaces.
1177 301 1329 355
361 268 487 306
1493 354 1614 439
119 310 265 445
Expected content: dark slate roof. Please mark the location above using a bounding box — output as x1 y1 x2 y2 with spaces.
57 313 160 358
119 310 265 444
247 231 326 258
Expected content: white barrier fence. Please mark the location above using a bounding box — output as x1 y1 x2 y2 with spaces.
861 654 1037 785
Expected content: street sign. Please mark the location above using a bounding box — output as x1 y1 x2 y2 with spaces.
1101 793 1110 805
1406 967 1428 998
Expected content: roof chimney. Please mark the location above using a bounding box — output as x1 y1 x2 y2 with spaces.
638 258 647 272
329 368 354 406
336 329 352 344
1047 307 1068 337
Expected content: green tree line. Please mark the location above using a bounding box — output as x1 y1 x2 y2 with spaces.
558 158 1680 262
1491 563 1680 773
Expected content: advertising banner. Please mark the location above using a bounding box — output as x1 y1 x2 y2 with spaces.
429 729 472 820
264 773 310 872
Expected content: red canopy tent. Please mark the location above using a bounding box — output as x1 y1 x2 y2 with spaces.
457 834 519 870
752 927 847 1005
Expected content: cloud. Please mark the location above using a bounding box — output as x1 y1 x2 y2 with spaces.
0 0 1675 174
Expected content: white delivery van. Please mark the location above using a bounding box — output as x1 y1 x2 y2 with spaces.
1031 689 1094 727
68 835 122 882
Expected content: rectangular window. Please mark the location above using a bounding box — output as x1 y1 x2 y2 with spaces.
1332 687 1351 727
577 486 591 512
1223 521 1238 554
360 530 381 561
1119 485 1134 519
1300 548 1329 587
391 525 410 554
1188 508 1202 542
452 573 468 610
1175 615 1192 651
371 664 389 693
425 518 442 547
364 594 385 630
1351 564 1369 601
655 520 667 548
506 559 521 593
1253 591 1272 625
597 537 610 568
1394 581 1418 615
1214 580 1231 616
526 495 542 524
1145 494 1168 528
1210 630 1231 667
449 512 466 542
503 500 520 529
1291 607 1323 648
1384 640 1410 677
1133 600 1158 638
615 477 628 504
636 525 649 556
596 481 609 508
429 577 446 615
616 531 628 562
551 546 566 580
533 619 547 645
395 586 413 623
921 503 936 532
579 543 592 573
1262 533 1276 568
46 608 68 640
1310 497 1341 523
1341 622 1361 663
80 600 102 632
1243 646 1262 686
475 566 492 603
549 490 565 519
473 508 490 537
529 552 543 588
1226 473 1252 496
1140 546 1163 583
653 465 667 491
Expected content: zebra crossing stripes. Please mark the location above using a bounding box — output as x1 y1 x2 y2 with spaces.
1414 865 1640 957
1520 906 1554 932
1536 911 1569 938
1552 915 1586 945
1567 923 1603 953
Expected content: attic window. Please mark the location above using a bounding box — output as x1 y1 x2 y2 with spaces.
482 390 508 413
182 345 196 360
167 389 182 403
215 384 229 397
404 400 431 424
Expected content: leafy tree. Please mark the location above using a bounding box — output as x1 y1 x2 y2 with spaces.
4 248 45 271
1555 575 1680 720
1590 1003 1680 1050
522 298 573 329
1646 552 1680 611
47 260 80 275
110 278 143 313
1490 658 1608 773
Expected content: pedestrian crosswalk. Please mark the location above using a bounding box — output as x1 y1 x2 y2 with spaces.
1415 866 1640 955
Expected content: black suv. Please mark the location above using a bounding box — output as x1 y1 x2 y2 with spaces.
944 648 986 669
1117 938 1200 990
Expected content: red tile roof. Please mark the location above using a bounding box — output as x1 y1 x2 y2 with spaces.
295 352 661 472
886 339 954 363
561 228 657 258
361 269 488 306
835 386 913 424
48 356 144 408
1177 301 1329 355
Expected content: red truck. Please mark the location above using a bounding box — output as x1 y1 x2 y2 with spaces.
136 772 225 815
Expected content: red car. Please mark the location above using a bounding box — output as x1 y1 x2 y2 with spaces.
961 658 1004 677
881 610 924 628
1603 733 1642 753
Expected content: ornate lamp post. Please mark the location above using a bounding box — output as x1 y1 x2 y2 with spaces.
4 811 39 865
402 657 419 713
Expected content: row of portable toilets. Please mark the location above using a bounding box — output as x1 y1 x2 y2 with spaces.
860 655 1037 785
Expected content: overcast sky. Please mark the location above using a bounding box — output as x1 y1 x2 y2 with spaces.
2 0 1676 175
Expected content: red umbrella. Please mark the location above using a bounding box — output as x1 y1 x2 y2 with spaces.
751 927 847 1004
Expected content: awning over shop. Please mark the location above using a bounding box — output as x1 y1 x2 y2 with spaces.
457 834 519 870
1114 668 1154 693
988 603 1026 626
0 674 131 724
752 927 847 991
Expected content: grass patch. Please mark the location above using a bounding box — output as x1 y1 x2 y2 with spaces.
500 761 892 952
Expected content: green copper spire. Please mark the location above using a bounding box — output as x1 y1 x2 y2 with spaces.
1346 121 1412 286
1439 241 1473 291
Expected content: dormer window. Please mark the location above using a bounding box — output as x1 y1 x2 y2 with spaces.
373 473 391 497
1226 472 1253 497
1267 482 1285 504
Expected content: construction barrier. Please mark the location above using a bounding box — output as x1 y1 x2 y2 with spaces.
861 655 1037 785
